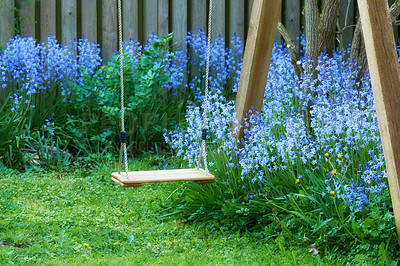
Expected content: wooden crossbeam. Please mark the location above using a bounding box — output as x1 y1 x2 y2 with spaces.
233 0 282 141
357 0 400 241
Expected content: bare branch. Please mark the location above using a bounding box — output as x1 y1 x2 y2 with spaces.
277 22 303 77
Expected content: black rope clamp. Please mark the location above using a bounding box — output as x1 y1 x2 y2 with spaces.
120 131 127 144
202 129 207 141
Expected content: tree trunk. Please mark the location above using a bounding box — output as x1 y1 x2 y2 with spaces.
305 0 319 67
318 0 342 56
351 0 400 76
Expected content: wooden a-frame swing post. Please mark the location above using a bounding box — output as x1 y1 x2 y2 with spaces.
235 0 400 241
233 0 282 141
357 0 400 241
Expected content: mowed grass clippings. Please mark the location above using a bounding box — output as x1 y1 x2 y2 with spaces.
0 165 339 265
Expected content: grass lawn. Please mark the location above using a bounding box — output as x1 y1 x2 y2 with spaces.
0 157 341 265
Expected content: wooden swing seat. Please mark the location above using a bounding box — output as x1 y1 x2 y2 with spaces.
111 168 215 187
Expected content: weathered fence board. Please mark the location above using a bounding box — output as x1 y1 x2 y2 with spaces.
143 0 158 39
212 0 225 40
101 0 118 62
40 0 56 42
0 0 14 48
61 0 77 45
285 0 301 47
158 0 169 37
229 0 246 43
340 0 354 49
172 0 188 50
20 1 36 37
1 0 400 62
190 1 207 34
123 0 139 41
81 0 97 43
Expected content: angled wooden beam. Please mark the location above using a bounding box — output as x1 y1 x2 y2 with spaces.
357 0 400 241
233 0 282 140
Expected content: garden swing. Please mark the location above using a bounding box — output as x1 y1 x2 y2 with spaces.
111 0 215 187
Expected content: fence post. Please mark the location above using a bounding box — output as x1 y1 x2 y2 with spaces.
357 0 400 242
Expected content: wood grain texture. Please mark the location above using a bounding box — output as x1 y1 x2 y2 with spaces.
234 0 282 141
81 0 97 43
229 0 245 42
285 0 300 47
40 0 56 42
20 1 36 37
357 0 400 241
158 0 169 37
0 0 14 47
101 0 118 63
172 0 187 51
212 0 225 40
61 0 77 45
143 0 158 39
123 0 139 41
190 0 207 33
111 168 215 186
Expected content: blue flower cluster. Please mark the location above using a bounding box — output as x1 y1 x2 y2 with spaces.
0 35 101 108
165 34 388 211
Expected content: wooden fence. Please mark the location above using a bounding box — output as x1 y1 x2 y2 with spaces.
0 0 396 63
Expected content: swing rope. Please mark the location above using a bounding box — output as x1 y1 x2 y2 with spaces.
117 0 129 178
196 0 213 174
117 0 213 176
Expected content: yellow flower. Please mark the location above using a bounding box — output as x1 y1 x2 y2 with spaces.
220 145 223 149
337 154 342 159
368 181 371 185
330 191 335 196
273 161 278 165
83 243 89 247
295 178 300 183
331 169 337 175
115 241 120 245
325 153 329 158
171 155 174 158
